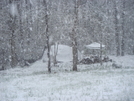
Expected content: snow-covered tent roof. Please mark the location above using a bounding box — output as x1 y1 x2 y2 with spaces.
85 42 105 49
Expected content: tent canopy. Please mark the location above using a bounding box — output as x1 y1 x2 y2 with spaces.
85 42 105 50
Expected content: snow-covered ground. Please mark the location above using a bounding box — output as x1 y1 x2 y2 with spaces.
110 55 134 68
0 54 134 101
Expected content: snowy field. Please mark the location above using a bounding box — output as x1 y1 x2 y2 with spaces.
0 55 134 101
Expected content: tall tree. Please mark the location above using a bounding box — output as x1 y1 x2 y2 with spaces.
114 0 120 56
43 0 51 73
9 0 18 67
72 0 79 71
17 1 25 66
121 0 125 56
71 0 87 71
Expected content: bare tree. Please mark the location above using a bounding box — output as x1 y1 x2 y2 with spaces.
71 0 87 71
9 0 18 67
114 0 120 56
121 0 126 56
71 0 79 71
43 0 51 73
100 32 103 65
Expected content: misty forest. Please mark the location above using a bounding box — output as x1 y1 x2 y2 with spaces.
0 0 134 101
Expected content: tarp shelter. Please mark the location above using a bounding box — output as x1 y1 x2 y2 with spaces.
85 42 105 56
85 42 105 49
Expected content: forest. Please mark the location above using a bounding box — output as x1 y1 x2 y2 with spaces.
1 0 134 101
0 0 134 70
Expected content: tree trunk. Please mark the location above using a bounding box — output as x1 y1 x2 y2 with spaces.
47 35 51 73
72 0 79 71
72 29 78 71
2 49 5 70
9 1 18 68
121 0 125 56
10 17 18 68
43 0 51 73
18 2 25 65
100 33 103 66
114 1 120 56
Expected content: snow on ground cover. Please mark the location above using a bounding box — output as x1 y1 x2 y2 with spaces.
0 67 134 101
110 55 134 68
0 55 134 101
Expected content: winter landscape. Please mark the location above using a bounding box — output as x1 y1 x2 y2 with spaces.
0 50 134 101
0 0 134 101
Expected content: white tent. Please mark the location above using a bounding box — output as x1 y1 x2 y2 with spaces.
42 44 82 63
85 42 105 49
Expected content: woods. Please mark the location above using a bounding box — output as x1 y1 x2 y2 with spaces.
1 1 134 100
0 0 134 71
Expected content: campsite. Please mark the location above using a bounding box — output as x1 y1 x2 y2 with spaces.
1 44 134 101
